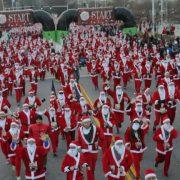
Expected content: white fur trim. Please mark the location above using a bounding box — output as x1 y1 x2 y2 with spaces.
145 173 156 179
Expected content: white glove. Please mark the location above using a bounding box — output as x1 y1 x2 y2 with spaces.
155 100 159 105
17 177 21 180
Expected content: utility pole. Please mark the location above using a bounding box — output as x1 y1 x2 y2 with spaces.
152 0 155 35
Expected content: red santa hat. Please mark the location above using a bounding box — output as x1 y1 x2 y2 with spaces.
80 96 85 100
116 85 122 89
102 104 109 108
50 107 55 111
11 119 20 126
162 116 170 124
64 104 71 110
158 83 164 88
28 89 35 94
135 93 142 99
144 169 157 179
81 116 91 123
69 140 81 149
144 88 150 94
100 90 105 95
23 103 29 108
0 111 6 117
114 136 124 144
132 118 140 123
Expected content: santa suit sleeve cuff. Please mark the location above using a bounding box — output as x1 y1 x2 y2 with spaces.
107 121 113 127
159 134 164 141
105 171 112 178
82 163 89 168
125 142 130 147
64 166 70 173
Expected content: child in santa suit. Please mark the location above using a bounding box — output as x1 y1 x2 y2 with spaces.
125 120 147 180
153 116 178 177
77 116 105 180
15 138 50 180
102 136 133 180
61 141 90 180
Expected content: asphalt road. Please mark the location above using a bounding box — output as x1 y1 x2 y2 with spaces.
0 68 180 180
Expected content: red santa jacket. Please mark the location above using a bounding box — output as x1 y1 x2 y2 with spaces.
102 146 133 179
107 89 130 113
24 96 42 108
125 127 147 153
77 125 104 153
59 114 77 132
4 130 25 158
93 97 111 110
153 126 178 154
15 146 49 178
18 110 36 134
151 90 168 112
44 110 61 132
29 123 50 146
61 152 87 180
0 97 11 112
95 112 115 136
0 117 12 141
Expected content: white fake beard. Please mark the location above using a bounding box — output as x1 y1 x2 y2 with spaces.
163 123 172 132
68 148 78 157
158 88 165 100
27 143 36 154
116 89 122 95
9 127 18 135
102 108 109 115
82 126 91 135
114 144 125 155
100 95 106 101
168 86 175 97
135 106 142 113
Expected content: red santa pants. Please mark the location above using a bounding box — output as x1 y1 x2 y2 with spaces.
167 107 176 125
83 152 98 180
144 79 152 89
50 130 60 153
102 135 113 153
132 152 144 178
108 176 125 180
31 83 38 94
134 79 142 93
155 151 172 176
114 112 124 129
154 112 167 127
122 73 129 88
8 83 13 96
91 76 98 88
15 89 22 103
0 141 8 159
64 131 75 149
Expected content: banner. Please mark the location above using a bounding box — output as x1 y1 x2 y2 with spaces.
77 8 115 25
0 10 33 30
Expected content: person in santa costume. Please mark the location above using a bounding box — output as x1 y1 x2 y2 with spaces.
93 90 111 113
15 138 50 180
28 66 40 94
132 61 143 93
75 96 93 124
61 140 90 180
151 83 168 132
64 77 81 106
95 104 115 152
153 116 178 177
166 81 179 124
125 119 147 180
89 59 99 90
105 85 130 133
24 89 42 111
57 89 68 113
16 103 36 137
59 105 77 149
43 107 61 156
13 69 24 105
142 60 153 89
111 61 122 90
77 116 105 180
0 111 13 163
142 88 152 120
102 136 133 180
0 89 11 113
144 169 157 180
3 121 24 169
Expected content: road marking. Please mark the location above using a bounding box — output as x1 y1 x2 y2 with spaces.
80 83 135 180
